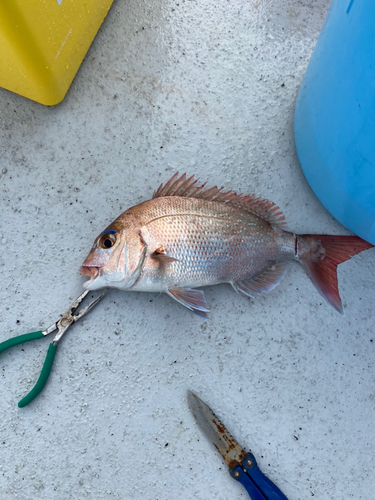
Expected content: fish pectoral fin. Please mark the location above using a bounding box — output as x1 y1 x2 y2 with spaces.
234 261 289 297
152 247 179 274
167 287 209 318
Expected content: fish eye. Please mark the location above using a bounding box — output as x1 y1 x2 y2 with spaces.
99 232 116 249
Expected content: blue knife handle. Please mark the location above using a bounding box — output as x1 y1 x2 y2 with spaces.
231 464 268 500
230 453 289 500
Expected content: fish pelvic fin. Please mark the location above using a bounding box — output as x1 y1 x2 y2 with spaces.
153 172 287 228
297 234 374 313
232 261 289 297
167 287 209 318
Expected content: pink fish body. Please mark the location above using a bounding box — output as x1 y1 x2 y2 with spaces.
80 173 373 316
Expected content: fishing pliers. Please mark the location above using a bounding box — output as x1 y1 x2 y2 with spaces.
0 289 107 408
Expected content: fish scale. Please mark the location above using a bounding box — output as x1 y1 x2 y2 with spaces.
135 197 289 288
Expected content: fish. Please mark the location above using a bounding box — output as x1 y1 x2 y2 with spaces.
79 173 373 317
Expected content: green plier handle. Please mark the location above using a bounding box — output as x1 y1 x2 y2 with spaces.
0 330 44 351
0 332 57 407
0 289 107 408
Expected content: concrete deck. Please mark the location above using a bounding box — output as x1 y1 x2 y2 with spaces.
1 1 374 498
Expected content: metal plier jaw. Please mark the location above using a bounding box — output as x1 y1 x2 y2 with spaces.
44 289 107 345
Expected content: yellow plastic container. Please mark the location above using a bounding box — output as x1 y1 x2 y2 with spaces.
0 0 114 105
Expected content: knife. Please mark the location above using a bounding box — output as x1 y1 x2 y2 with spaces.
188 391 289 500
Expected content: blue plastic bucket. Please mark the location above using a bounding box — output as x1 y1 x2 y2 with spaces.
294 0 375 244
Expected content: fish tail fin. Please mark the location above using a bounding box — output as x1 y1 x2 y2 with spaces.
296 234 373 313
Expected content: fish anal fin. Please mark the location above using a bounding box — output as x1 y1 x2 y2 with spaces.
167 287 209 318
234 261 289 297
152 247 179 274
153 172 286 228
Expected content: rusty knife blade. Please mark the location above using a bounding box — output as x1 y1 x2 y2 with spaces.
188 391 248 470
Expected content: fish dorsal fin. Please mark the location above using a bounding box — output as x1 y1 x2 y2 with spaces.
153 172 286 228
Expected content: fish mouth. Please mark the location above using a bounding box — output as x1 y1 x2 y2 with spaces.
79 266 100 279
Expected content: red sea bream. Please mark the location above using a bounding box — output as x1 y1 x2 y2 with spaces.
79 173 373 317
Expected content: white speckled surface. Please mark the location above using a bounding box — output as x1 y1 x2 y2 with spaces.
1 1 374 498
